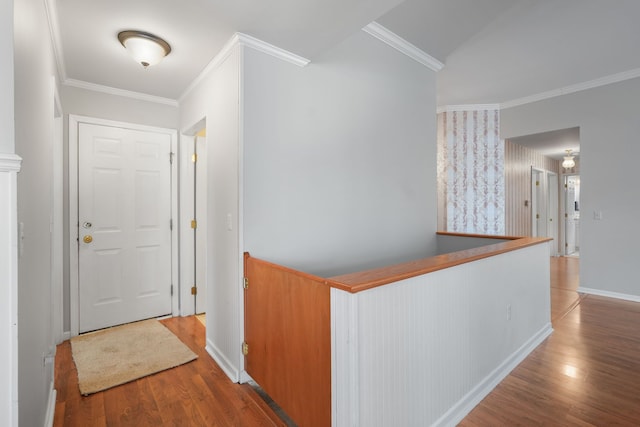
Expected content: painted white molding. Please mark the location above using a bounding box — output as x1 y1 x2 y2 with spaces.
43 0 66 81
578 287 640 303
237 33 310 68
438 68 640 112
363 22 444 72
64 79 179 107
0 154 22 172
68 115 179 336
436 104 501 114
433 323 553 427
206 338 240 383
44 383 56 427
501 67 640 109
179 32 310 104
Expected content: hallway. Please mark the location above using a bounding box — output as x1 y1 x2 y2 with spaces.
54 256 640 426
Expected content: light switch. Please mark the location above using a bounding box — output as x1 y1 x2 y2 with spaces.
593 211 603 220
226 213 232 231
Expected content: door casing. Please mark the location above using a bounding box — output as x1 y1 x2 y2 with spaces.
68 115 179 337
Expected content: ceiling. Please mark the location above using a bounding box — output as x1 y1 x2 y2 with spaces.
54 0 640 153
508 127 580 161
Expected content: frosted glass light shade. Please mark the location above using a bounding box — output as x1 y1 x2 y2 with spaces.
562 156 575 169
118 31 171 68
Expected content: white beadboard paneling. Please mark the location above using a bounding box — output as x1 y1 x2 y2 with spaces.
332 243 550 426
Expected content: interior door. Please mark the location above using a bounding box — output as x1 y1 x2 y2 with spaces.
78 123 172 333
565 175 579 255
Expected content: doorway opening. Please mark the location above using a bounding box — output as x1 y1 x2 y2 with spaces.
180 119 207 321
564 175 580 257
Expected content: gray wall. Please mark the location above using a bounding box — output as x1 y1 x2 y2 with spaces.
0 0 13 154
180 46 243 380
14 0 58 424
502 77 640 297
243 30 438 277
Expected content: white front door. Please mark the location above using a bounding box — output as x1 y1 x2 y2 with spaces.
78 123 172 333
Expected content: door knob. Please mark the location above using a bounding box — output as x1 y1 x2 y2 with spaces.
83 235 93 244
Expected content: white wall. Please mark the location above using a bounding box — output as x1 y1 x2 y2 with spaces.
0 0 13 154
243 30 438 278
14 0 59 424
502 77 640 299
180 45 243 381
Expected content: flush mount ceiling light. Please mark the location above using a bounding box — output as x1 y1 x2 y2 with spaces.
118 30 171 68
562 149 576 169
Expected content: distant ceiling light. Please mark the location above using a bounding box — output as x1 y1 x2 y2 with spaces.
118 30 171 68
562 149 576 169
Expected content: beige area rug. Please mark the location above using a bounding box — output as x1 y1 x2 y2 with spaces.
70 319 197 395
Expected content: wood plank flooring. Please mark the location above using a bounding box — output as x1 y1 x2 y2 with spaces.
55 256 640 426
54 316 286 427
460 256 640 426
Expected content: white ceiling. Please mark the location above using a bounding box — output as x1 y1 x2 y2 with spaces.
55 0 640 104
54 0 640 153
508 127 580 161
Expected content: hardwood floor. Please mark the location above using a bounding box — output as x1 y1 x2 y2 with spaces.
54 316 286 427
460 256 640 426
55 256 640 426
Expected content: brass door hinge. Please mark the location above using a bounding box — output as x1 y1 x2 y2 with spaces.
191 219 197 229
242 342 249 356
243 277 249 289
536 213 540 219
192 153 198 163
191 286 197 295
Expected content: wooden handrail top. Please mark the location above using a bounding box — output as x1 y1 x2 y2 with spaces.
329 236 552 293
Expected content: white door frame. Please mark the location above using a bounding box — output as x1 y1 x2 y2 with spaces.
68 115 179 337
179 118 206 316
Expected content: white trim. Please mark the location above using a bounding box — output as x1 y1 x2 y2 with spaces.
64 79 179 107
501 67 640 109
433 323 553 427
436 104 500 114
362 22 444 72
179 32 309 104
68 115 179 336
179 34 240 103
237 33 310 68
43 0 66 81
206 338 240 383
237 43 247 379
578 287 640 303
0 154 22 172
44 382 56 427
0 161 20 427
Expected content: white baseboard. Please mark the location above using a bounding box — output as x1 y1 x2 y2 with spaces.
433 323 554 427
239 370 254 384
205 338 240 383
62 331 71 341
44 382 56 427
578 287 640 303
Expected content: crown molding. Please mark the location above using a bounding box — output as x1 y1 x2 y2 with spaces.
237 33 310 68
363 22 444 72
43 0 67 81
179 33 242 103
436 104 500 114
64 79 179 107
179 32 310 103
0 154 22 173
501 67 640 109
